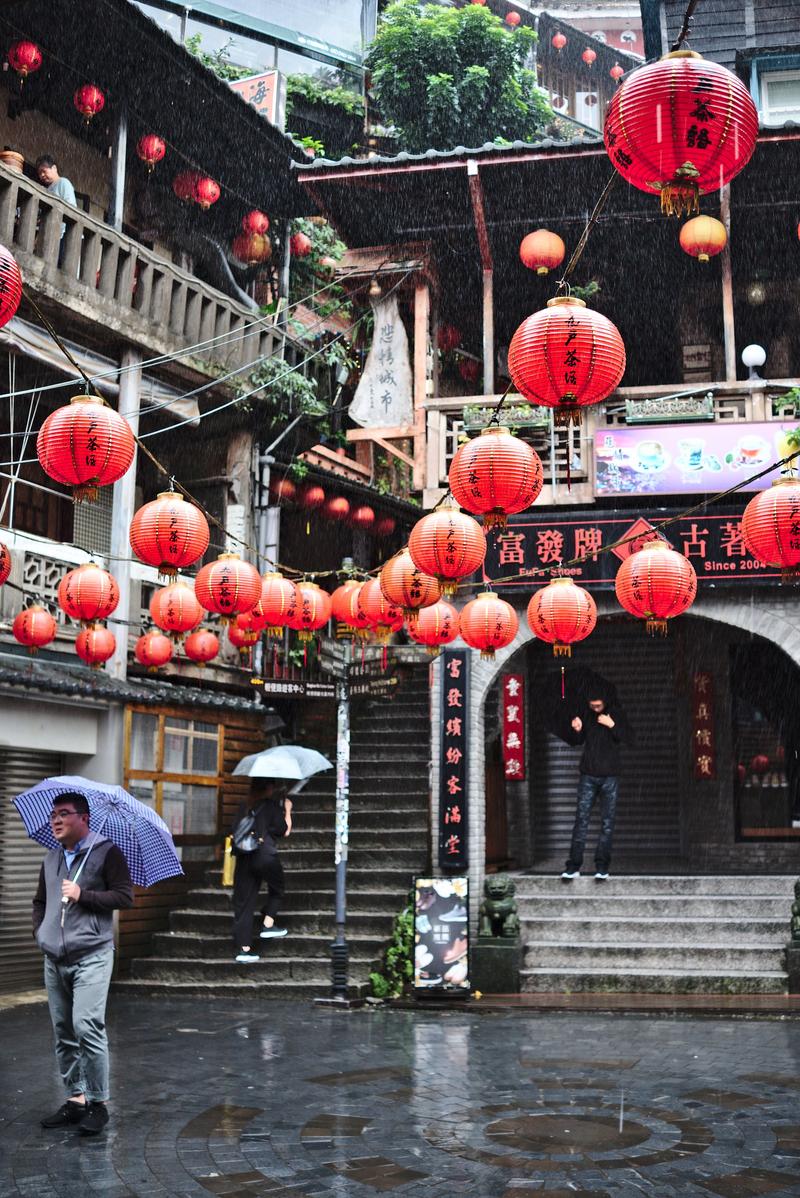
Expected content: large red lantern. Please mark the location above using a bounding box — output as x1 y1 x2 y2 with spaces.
136 134 166 172
37 395 136 502
0 245 22 330
242 210 269 235
527 577 597 656
615 539 697 634
75 624 116 669
679 215 727 262
74 83 105 123
380 548 441 620
0 541 10 586
350 505 375 532
135 630 173 671
149 579 203 640
195 553 261 622
552 32 567 51
742 479 800 581
508 297 626 427
129 491 209 578
408 600 460 655
359 577 401 640
58 562 119 626
286 581 332 641
290 231 312 258
459 592 519 659
519 229 566 276
13 605 56 654
604 50 759 217
259 572 297 637
408 501 486 596
8 40 42 79
232 232 271 265
331 579 362 624
437 323 461 353
194 176 220 210
323 496 350 522
449 426 543 530
184 628 219 666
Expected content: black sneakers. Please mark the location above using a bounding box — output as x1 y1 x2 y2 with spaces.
40 1099 87 1128
78 1102 109 1136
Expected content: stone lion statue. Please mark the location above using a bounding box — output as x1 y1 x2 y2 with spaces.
478 873 520 939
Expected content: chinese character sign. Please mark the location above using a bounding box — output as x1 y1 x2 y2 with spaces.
229 71 285 128
502 674 525 781
440 649 468 871
692 672 716 780
349 295 413 429
414 877 469 993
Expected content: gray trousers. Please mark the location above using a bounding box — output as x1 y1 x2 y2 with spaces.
43 948 114 1103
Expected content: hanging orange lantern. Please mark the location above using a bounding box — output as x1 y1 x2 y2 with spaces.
149 579 203 641
300 484 326 511
345 580 373 638
285 581 332 642
236 604 268 637
0 245 22 330
350 505 375 532
408 500 486 596
259 572 297 637
374 515 396 538
136 134 166 172
527 577 597 656
228 616 259 659
408 600 460 655
582 47 597 66
242 210 270 235
37 395 136 502
508 297 626 428
129 491 210 579
8 40 42 79
73 83 105 123
0 541 10 586
75 624 116 669
437 323 462 352
231 232 271 265
323 496 350 522
359 577 401 641
194 176 220 210
380 548 441 621
331 579 362 623
610 63 624 82
615 539 697 634
679 215 727 262
184 628 219 666
505 11 521 26
13 605 56 654
57 562 119 626
195 553 261 622
742 479 800 581
519 229 566 276
135 630 173 672
459 592 519 659
290 231 312 257
552 32 567 51
449 426 543 529
269 476 296 505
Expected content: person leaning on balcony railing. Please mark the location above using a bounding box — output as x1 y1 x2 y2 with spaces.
36 154 77 207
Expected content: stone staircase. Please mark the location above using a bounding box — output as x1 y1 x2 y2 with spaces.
517 875 794 994
116 669 431 998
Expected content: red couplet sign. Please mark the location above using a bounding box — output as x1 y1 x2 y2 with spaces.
502 673 525 780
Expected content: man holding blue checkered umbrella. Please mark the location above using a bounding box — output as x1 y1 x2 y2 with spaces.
12 775 183 1137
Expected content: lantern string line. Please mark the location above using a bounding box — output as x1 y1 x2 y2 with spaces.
555 171 619 293
671 0 702 52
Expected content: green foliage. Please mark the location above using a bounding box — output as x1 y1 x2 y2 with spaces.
286 73 364 117
288 133 326 157
184 34 253 82
241 354 327 420
289 459 309 481
369 898 414 999
570 280 601 303
366 1 552 153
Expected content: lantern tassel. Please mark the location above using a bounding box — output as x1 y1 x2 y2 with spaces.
561 664 565 700
646 617 669 636
553 643 572 658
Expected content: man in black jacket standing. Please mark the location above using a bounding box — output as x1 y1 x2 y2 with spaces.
562 688 630 882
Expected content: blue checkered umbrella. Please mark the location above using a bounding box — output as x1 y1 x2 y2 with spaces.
12 775 183 887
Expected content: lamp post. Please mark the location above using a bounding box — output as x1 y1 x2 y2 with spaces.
742 343 766 381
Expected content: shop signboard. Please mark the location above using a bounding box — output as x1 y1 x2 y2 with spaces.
414 876 469 993
502 674 525 780
439 649 468 871
229 71 286 129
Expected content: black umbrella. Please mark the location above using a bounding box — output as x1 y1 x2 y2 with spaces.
535 665 619 744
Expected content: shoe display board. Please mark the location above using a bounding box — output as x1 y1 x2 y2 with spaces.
414 876 470 995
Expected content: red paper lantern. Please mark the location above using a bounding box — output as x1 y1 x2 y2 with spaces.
13 605 56 654
236 604 268 636
149 580 203 640
129 491 210 578
373 515 396 539
58 562 119 625
519 229 566 275
0 245 22 330
285 581 332 641
195 553 261 622
505 11 521 26
331 579 362 624
242 210 269 235
344 580 373 637
437 323 462 352
8 40 42 79
323 496 350 522
604 50 759 216
751 754 770 776
300 484 326 511
135 630 173 671
232 232 271 265
173 170 200 202
318 255 338 273
350 505 375 531
610 63 624 82
75 624 115 669
449 426 543 530
184 628 219 666
408 600 460 655
459 591 519 659
359 577 401 639
380 548 441 620
194 176 220 210
742 479 800 581
527 577 597 656
408 501 486 596
259 572 298 637
582 48 597 66
679 215 727 262
228 616 259 652
74 83 105 123
136 134 166 172
290 231 312 258
0 540 10 586
615 539 697 634
552 32 567 51
508 297 626 427
269 476 296 505
458 358 481 385
37 395 136 502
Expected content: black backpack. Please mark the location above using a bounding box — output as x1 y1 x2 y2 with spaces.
231 804 263 856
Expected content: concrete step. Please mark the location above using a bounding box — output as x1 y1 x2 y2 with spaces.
113 978 364 1000
516 874 796 896
275 847 424 869
170 908 395 937
291 792 429 808
152 930 387 959
130 954 378 984
520 968 789 995
516 896 791 919
286 818 429 836
187 887 408 915
520 917 788 945
522 943 785 972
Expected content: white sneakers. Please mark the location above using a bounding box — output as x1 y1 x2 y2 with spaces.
561 870 580 882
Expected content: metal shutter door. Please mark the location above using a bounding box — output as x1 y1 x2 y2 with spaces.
0 750 63 992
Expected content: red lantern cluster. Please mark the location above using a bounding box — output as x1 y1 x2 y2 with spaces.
615 539 697 634
519 229 565 275
76 624 116 669
129 491 209 579
449 426 543 530
409 502 486 596
136 134 166 172
195 553 261 622
74 83 105 123
459 592 518 659
8 40 42 79
0 245 22 331
13 605 57 654
527 577 597 656
149 580 203 641
135 630 173 671
37 396 136 502
742 479 800 582
58 562 119 626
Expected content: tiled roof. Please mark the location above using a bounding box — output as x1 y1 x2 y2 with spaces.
295 132 604 173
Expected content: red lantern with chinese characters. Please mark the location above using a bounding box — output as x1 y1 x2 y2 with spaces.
0 540 10 586
323 496 350 522
359 577 401 641
135 630 173 671
130 491 210 578
75 624 115 669
194 176 220 210
552 31 567 51
231 232 271 265
350 505 375 532
449 426 543 530
380 548 441 621
13 605 56 654
437 323 461 352
408 600 460 655
459 592 519 659
74 83 105 122
519 229 566 275
582 47 597 66
149 579 203 641
242 210 269 235
527 576 597 656
37 395 136 502
269 476 296 505
290 231 312 257
508 296 626 427
331 579 361 623
184 628 219 666
173 170 200 202
615 538 697 634
58 562 119 626
195 553 261 622
345 580 373 638
136 134 166 172
8 40 42 79
742 479 800 581
679 215 727 262
604 50 759 216
458 358 481 385
374 515 396 539
408 500 486 596
286 581 332 642
259 572 297 637
0 245 22 330
610 63 624 82
505 11 520 26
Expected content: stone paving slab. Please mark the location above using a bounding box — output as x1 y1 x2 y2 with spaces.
2 998 800 1197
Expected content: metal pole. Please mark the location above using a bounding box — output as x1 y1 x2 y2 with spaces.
108 105 128 232
331 637 352 999
107 349 142 680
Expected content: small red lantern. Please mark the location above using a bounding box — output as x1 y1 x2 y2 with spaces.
350 505 375 531
519 229 566 275
172 171 200 202
318 255 338 273
610 63 624 83
505 11 521 26
236 604 269 636
13 605 56 654
459 592 519 659
0 540 10 586
269 476 296 505
184 628 219 666
228 616 259 656
37 395 136 502
408 600 460 655
232 232 271 265
323 496 350 522
679 215 727 262
300 484 326 511
615 539 697 634
604 51 759 216
742 479 800 581
380 548 441 621
408 500 486 596
259 572 297 637
286 580 332 641
751 754 770 776
194 176 220 210
508 297 626 427
135 630 173 672
552 32 567 51
527 577 597 656
73 83 105 123
242 210 269 235
149 579 203 641
129 491 210 578
437 323 462 353
359 577 401 640
0 245 22 330
8 40 42 79
458 358 481 385
58 562 119 625
449 426 543 530
582 48 597 66
136 134 166 172
75 624 116 669
373 515 396 539
290 231 312 258
195 553 261 622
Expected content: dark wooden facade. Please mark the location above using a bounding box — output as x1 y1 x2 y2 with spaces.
643 0 800 66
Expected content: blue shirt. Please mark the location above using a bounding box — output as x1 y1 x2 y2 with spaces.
63 837 88 875
48 176 77 207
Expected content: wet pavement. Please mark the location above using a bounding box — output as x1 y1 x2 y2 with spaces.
2 997 800 1197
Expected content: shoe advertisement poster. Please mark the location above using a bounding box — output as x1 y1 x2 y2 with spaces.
414 877 469 993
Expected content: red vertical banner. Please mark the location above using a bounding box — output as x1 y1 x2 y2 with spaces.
692 671 716 780
502 673 526 781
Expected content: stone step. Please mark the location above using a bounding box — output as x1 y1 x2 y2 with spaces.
520 968 788 995
516 896 791 919
130 954 378 984
516 874 796 896
152 930 387 959
170 908 395 937
287 818 429 836
520 917 788 945
204 865 418 888
522 943 785 972
113 979 364 1000
187 887 408 914
274 847 424 869
292 792 429 808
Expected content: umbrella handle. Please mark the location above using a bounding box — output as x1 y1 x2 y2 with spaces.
61 809 111 903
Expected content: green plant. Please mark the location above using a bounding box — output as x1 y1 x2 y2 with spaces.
366 1 552 153
286 73 364 118
570 280 601 303
369 897 414 999
288 133 326 157
185 33 254 82
289 460 309 481
241 354 327 419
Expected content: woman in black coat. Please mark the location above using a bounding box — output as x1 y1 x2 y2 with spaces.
231 778 292 962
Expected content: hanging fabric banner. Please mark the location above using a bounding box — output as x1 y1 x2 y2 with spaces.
692 671 716 780
349 294 413 429
502 673 525 780
439 649 469 872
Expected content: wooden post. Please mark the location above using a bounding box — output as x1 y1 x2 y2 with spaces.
720 185 737 383
107 349 142 680
482 268 494 396
108 106 128 232
413 282 430 491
